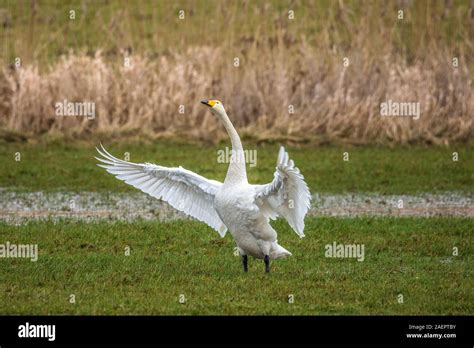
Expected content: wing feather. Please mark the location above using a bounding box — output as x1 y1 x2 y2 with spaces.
96 144 227 236
254 146 311 238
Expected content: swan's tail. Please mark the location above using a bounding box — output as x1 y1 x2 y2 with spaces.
270 243 292 259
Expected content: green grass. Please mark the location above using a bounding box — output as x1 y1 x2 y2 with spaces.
0 140 472 194
2 0 472 66
0 217 472 315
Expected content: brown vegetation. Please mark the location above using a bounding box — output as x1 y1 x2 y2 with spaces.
1 43 472 144
0 1 473 144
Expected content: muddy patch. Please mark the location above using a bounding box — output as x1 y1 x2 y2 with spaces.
0 190 472 225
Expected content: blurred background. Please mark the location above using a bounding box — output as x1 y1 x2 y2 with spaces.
0 0 473 144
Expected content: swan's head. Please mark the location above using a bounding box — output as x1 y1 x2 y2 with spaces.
201 99 226 117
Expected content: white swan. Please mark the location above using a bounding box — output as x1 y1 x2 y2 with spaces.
95 100 311 272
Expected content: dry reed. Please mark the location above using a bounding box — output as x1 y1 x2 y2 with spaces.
1 43 472 145
0 0 473 144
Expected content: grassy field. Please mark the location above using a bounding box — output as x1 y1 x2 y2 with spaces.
3 0 472 65
1 140 472 314
0 140 473 194
0 217 472 315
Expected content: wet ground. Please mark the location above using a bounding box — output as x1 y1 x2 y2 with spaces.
0 189 472 225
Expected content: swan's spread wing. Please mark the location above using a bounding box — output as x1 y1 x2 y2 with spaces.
254 146 311 238
95 144 227 237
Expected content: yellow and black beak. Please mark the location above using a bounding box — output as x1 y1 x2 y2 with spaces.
201 100 217 107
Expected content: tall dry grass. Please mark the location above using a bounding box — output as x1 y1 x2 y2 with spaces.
0 1 473 144
1 42 472 144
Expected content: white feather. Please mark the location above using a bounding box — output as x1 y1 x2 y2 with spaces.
95 144 227 236
254 146 311 238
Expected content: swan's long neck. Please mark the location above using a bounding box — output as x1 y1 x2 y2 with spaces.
220 110 248 185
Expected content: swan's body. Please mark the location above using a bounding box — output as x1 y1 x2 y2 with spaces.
96 100 310 272
215 183 289 260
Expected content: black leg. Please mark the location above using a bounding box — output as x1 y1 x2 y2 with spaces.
264 255 270 273
242 255 248 272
